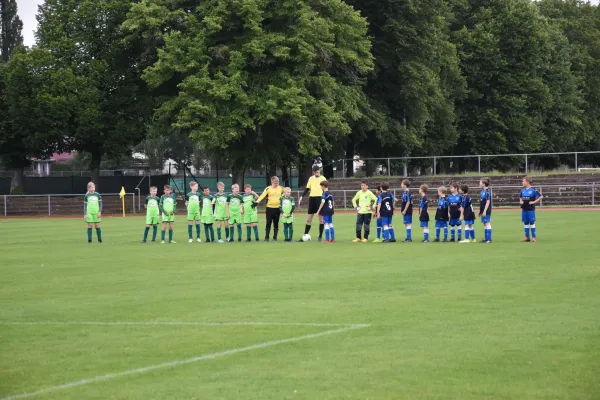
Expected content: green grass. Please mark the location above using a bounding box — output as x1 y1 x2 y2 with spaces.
1 212 600 400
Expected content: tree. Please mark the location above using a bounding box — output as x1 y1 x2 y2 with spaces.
124 0 373 181
36 0 152 186
0 0 22 62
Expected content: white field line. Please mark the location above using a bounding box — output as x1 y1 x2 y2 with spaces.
0 324 371 400
0 321 363 327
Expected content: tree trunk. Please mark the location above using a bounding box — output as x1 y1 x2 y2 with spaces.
322 157 334 180
266 163 277 187
9 167 25 193
90 150 102 190
345 137 354 177
298 156 313 188
232 166 245 188
280 165 290 188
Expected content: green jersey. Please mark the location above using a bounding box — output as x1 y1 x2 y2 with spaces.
280 195 295 215
242 193 257 215
352 190 378 214
201 195 214 217
186 191 201 213
145 195 160 217
160 194 176 214
228 193 244 215
214 192 229 219
84 192 102 214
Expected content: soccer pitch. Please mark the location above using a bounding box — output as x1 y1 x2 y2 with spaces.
1 211 599 400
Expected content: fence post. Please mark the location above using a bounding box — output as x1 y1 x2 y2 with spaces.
575 152 578 172
387 158 391 176
525 154 528 174
132 193 135 214
478 156 481 174
48 195 51 216
539 186 543 208
343 190 347 209
433 157 437 176
592 183 595 206
4 195 6 216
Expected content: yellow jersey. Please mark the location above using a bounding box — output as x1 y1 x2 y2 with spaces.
257 185 285 209
306 175 327 197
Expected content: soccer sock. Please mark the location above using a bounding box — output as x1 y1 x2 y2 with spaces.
143 227 149 241
283 224 288 240
237 224 242 240
486 225 492 241
471 229 475 240
225 227 229 240
204 225 210 241
325 225 330 241
169 229 173 242
330 225 335 241
531 224 536 238
319 223 324 239
389 227 395 240
524 224 530 239
435 227 440 240
406 226 412 240
253 226 259 240
304 224 311 235
383 227 389 241
188 225 193 239
444 227 448 241
246 226 252 240
209 225 215 241
377 225 381 239
196 224 201 239
161 229 166 241
424 228 429 241
96 228 102 242
229 226 234 240
87 227 93 242
451 227 455 240
217 228 222 241
152 225 158 241
458 227 462 241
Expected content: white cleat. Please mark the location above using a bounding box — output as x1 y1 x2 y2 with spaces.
218 239 224 243
459 239 470 243
189 239 193 243
196 238 202 243
161 240 166 244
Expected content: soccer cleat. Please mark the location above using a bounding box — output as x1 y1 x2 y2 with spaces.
330 240 336 243
531 238 537 243
246 239 252 242
189 239 193 243
169 240 177 244
98 240 102 244
88 240 92 244
218 239 224 243
197 238 202 243
352 238 361 243
296 239 305 242
459 239 470 243
389 239 397 243
522 238 531 242
264 239 269 242
323 240 330 243
151 240 156 243
381 240 389 243
361 238 368 243
238 239 242 242
442 239 448 243
372 238 382 243
161 240 166 244
480 240 487 243
433 239 440 242
403 239 412 243
141 240 146 243
317 238 322 242
449 239 455 242
422 239 429 243
485 240 491 244
273 239 278 242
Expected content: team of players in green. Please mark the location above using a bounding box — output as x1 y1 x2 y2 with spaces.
141 181 297 243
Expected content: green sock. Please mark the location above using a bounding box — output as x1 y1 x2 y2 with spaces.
161 230 166 241
143 227 149 241
246 226 252 240
87 228 92 242
225 227 230 240
204 225 210 241
169 229 173 242
283 224 288 240
217 228 222 240
196 224 201 239
96 228 102 242
289 225 294 241
237 224 242 240
209 225 215 241
229 226 234 240
188 225 193 239
152 226 158 241
253 226 259 240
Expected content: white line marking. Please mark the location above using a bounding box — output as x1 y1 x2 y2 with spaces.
0 321 362 327
1 324 370 400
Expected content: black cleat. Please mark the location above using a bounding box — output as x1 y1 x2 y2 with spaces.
317 237 322 242
264 239 269 242
246 239 252 242
403 239 412 243
433 239 440 242
141 240 146 243
272 239 278 242
389 239 397 243
88 240 92 244
449 238 455 242
442 239 448 243
381 240 389 243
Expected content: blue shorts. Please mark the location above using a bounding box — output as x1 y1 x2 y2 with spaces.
420 221 429 228
376 218 383 227
481 215 491 224
435 220 448 228
449 218 461 226
323 215 333 224
403 215 413 225
464 220 474 225
381 216 393 226
521 210 536 224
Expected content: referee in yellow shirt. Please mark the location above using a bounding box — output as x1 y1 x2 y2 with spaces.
256 176 285 242
298 165 327 241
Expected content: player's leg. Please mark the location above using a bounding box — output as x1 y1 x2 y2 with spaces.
161 218 167 243
289 222 294 241
389 222 395 241
305 212 314 235
443 222 448 241
355 214 362 241
522 210 530 241
245 223 252 242
195 219 201 241
435 221 441 241
95 222 102 243
152 223 158 242
422 222 429 242
168 221 174 243
382 224 389 241
485 218 492 243
529 211 537 241
252 222 260 241
376 217 383 241
87 222 93 243
143 224 150 243
224 220 230 241
405 215 413 242
236 222 242 242
188 220 193 242
228 219 235 242
329 218 335 241
364 214 372 241
265 208 273 241
272 209 280 241
318 214 324 241
209 223 215 242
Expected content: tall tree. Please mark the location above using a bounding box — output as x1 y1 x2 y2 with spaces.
0 0 22 61
36 0 151 186
124 0 373 179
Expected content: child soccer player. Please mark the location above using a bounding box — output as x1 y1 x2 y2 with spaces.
520 176 544 242
447 182 463 242
400 179 413 242
242 184 260 241
419 184 430 242
316 181 335 242
227 184 244 242
280 187 296 242
377 182 396 243
214 182 229 243
434 186 449 242
186 181 202 243
352 181 378 243
159 185 176 244
142 186 160 243
201 187 215 242
373 185 383 242
84 181 102 243
479 178 492 243
459 185 476 243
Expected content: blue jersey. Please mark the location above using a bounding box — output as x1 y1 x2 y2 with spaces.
448 193 462 219
435 197 449 221
321 191 334 216
479 189 492 215
419 195 429 222
378 192 395 217
462 194 475 221
520 187 541 211
401 190 412 215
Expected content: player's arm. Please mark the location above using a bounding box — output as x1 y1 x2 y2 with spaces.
402 194 410 215
256 187 269 204
144 197 148 209
159 196 165 215
299 178 311 205
352 192 359 210
83 195 87 218
316 194 325 215
531 190 544 205
98 194 103 217
290 199 296 215
279 198 285 216
482 193 491 216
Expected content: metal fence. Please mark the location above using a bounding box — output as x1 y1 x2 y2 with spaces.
1 193 136 217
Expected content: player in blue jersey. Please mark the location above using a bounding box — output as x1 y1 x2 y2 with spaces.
400 179 413 242
434 186 449 242
459 185 476 243
377 182 396 243
447 182 463 242
520 176 544 242
316 181 335 242
373 185 383 242
479 178 492 243
418 184 430 242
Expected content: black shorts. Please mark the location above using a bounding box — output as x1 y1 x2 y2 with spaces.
308 197 321 215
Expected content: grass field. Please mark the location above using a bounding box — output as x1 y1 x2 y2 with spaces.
1 211 600 400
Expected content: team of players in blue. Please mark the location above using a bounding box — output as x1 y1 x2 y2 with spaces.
348 176 543 244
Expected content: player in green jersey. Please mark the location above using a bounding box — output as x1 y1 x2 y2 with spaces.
159 185 176 243
84 181 102 243
201 186 215 242
186 181 202 243
214 182 229 243
242 184 260 241
227 184 244 242
280 187 296 242
142 186 160 243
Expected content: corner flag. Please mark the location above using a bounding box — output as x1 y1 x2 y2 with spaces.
119 186 126 217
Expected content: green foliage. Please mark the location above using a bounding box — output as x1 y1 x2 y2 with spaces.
0 0 23 61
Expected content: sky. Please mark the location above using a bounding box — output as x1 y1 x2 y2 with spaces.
16 0 600 47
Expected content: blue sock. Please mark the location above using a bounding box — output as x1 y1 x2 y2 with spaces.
524 225 530 239
325 228 330 241
407 227 412 240
389 227 395 240
330 227 335 240
435 227 440 240
471 229 475 240
458 228 462 241
143 227 149 241
531 224 536 239
424 229 429 241
451 228 455 240
377 226 381 239
444 227 448 240
383 228 389 241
